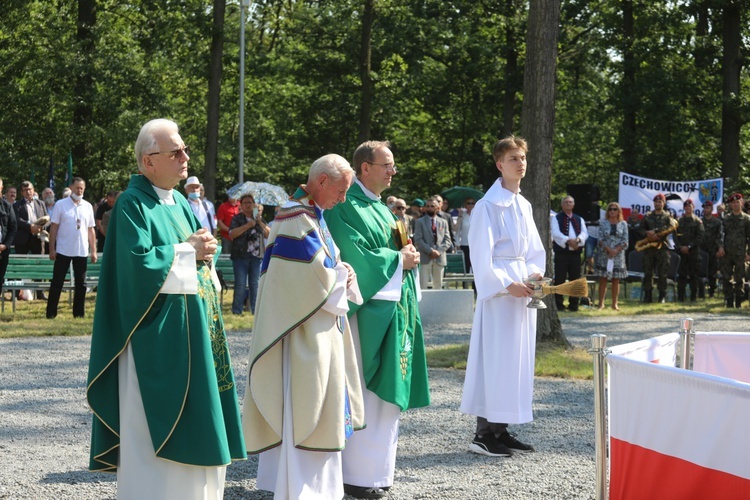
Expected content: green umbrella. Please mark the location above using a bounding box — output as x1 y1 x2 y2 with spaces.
441 186 484 208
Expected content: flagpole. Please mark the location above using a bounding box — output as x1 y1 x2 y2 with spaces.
238 0 250 184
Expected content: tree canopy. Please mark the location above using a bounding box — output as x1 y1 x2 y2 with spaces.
1 0 748 203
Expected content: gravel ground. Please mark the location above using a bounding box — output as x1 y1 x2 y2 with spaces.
1 312 747 499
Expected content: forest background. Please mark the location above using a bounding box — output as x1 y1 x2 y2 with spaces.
1 0 748 206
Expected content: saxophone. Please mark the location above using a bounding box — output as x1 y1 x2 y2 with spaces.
635 220 679 252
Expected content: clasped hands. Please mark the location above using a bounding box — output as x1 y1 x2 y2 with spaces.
186 228 218 261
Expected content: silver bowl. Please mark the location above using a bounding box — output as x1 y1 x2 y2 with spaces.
522 277 553 309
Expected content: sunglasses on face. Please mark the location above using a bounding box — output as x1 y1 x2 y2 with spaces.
147 146 191 160
608 207 618 211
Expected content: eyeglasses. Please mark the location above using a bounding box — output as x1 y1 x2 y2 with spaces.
367 161 398 174
608 207 618 211
148 146 190 159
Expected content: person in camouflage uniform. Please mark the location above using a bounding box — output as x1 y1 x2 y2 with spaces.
699 200 723 298
674 199 704 302
718 193 750 308
641 193 677 303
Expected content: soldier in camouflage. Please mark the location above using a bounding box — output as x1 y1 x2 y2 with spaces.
699 200 723 298
673 199 704 302
641 193 677 303
718 193 750 308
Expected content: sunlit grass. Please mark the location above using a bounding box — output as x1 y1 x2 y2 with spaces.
426 343 594 379
0 290 253 338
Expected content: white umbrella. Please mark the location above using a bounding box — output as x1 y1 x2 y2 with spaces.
226 181 290 206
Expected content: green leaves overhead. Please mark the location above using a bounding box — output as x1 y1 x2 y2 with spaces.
0 0 748 202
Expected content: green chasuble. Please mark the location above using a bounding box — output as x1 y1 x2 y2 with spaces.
86 174 246 472
325 181 430 411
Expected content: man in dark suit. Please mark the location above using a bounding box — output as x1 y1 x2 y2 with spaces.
13 181 49 255
0 178 17 299
434 194 456 252
414 197 452 289
13 180 49 299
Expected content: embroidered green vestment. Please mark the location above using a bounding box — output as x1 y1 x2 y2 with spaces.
86 174 246 471
325 182 430 411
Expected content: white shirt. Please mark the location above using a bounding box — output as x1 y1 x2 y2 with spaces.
550 211 589 250
51 197 95 257
188 197 216 232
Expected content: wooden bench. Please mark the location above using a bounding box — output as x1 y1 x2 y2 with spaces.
1 255 102 313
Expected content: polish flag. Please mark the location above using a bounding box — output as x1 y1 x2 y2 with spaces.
608 333 678 365
607 355 750 499
694 332 750 384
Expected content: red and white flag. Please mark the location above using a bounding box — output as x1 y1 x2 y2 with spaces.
608 333 679 365
694 332 750 385
608 355 750 499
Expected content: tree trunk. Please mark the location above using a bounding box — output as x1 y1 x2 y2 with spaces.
205 0 226 202
520 0 568 346
73 0 96 179
357 0 375 143
721 1 742 182
621 0 637 169
501 0 520 137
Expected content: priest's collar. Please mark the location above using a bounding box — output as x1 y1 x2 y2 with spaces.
354 178 380 201
151 184 176 205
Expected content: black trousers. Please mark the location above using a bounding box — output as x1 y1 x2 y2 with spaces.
0 250 9 295
554 251 582 308
476 416 508 437
46 254 88 318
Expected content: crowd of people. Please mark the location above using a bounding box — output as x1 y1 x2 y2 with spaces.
2 119 749 500
2 121 546 500
553 191 749 311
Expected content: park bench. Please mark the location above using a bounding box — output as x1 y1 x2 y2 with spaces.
215 255 235 306
1 254 102 313
442 251 474 288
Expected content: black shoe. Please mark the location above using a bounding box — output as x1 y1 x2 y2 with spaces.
469 433 512 457
343 484 386 499
568 305 579 312
497 431 535 453
736 298 743 309
644 291 653 303
727 298 734 308
556 303 566 311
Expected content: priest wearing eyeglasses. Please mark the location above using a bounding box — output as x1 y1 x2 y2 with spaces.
325 140 430 499
86 119 246 499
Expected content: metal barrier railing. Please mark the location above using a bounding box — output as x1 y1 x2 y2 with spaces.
590 317 695 500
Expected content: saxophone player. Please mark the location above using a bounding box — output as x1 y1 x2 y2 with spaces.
642 193 675 303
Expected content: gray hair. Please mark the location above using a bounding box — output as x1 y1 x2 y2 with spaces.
308 154 354 183
135 119 179 171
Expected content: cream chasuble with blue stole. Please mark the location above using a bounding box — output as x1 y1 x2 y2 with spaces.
86 174 246 471
242 186 364 454
324 181 430 411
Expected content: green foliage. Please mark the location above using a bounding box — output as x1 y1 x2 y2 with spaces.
1 0 749 203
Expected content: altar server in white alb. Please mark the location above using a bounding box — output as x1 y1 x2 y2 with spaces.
460 135 546 457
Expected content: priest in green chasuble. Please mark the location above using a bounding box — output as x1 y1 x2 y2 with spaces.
242 154 365 499
86 119 246 499
325 141 430 499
